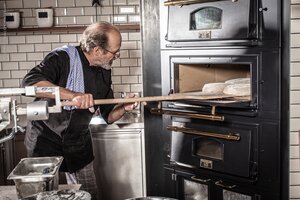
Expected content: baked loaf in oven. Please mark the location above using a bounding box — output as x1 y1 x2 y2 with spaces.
225 77 250 85
201 78 251 96
202 82 228 93
223 83 250 96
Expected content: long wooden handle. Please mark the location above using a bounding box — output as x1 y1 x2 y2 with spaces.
61 93 244 107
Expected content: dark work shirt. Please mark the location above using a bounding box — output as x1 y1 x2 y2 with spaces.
22 46 115 172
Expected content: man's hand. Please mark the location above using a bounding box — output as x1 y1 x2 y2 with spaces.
122 93 139 112
72 93 94 111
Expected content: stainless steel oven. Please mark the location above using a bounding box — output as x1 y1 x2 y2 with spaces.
160 0 280 48
166 0 258 42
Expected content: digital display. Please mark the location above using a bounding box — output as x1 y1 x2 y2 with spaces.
38 12 48 18
5 16 14 22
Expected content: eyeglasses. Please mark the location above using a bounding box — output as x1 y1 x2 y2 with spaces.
102 47 120 59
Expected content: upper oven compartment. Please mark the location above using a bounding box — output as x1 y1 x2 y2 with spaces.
166 0 258 45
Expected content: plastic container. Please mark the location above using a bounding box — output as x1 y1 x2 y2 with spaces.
36 8 53 27
7 156 63 199
4 11 20 29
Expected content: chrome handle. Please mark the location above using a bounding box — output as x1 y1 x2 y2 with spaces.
215 180 236 189
164 0 237 6
191 176 211 183
167 125 240 141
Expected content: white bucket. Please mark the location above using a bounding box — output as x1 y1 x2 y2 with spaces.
4 12 20 29
36 8 54 27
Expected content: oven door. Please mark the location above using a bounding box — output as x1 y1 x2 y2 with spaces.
169 121 258 178
172 169 259 200
175 170 211 200
166 0 258 42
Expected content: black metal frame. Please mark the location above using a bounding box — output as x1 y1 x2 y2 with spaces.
141 0 290 199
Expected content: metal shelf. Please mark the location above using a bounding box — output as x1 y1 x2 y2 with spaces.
0 24 140 33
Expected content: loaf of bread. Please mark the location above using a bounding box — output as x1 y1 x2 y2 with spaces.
202 82 228 93
225 78 250 85
223 83 251 96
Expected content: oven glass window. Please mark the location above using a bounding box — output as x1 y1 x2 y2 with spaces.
223 189 252 200
194 138 224 160
184 179 208 200
190 7 222 30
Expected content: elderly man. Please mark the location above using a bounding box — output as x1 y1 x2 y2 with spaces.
22 22 137 199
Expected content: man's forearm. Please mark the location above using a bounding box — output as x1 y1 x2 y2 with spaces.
32 80 77 100
107 104 126 123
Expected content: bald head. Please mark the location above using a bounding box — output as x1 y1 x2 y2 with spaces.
80 22 121 53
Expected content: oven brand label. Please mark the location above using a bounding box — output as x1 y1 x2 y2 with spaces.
200 159 213 169
198 31 211 39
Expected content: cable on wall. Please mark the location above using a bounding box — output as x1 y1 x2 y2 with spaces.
92 0 102 22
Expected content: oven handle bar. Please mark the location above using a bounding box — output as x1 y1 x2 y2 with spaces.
151 108 224 121
164 0 238 6
215 180 236 189
191 176 211 183
167 125 241 141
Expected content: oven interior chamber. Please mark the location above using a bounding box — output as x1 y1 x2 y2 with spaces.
174 63 250 93
166 56 258 111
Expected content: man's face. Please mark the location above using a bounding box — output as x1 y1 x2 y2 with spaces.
94 30 121 70
97 48 120 70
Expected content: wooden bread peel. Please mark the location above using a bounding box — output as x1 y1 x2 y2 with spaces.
61 92 250 106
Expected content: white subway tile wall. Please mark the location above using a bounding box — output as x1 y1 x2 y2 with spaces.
1 0 140 28
290 2 300 199
0 0 142 102
119 7 135 14
5 1 23 9
41 0 58 8
128 15 140 23
292 63 300 75
2 61 18 70
113 15 127 23
3 79 20 87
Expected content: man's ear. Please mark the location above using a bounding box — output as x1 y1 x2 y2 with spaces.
93 46 102 56
94 46 100 53
95 46 106 55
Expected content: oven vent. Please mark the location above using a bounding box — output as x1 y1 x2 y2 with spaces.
164 0 238 6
